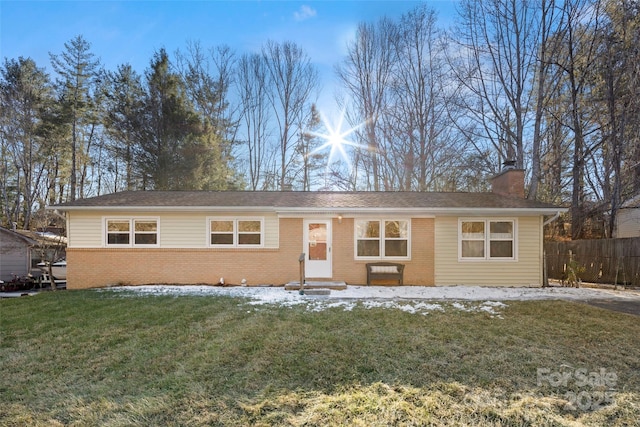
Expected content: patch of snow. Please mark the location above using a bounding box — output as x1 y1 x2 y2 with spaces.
452 302 466 310
101 284 640 318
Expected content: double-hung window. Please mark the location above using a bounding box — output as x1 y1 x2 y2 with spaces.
209 218 263 247
106 218 159 247
133 220 158 245
355 219 409 259
107 220 130 245
459 219 515 260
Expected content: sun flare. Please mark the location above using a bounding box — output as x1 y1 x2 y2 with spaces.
307 109 366 170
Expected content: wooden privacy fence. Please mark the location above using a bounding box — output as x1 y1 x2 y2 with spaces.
544 238 640 287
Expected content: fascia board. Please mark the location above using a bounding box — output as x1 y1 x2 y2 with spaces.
277 207 566 217
52 205 567 216
50 205 276 213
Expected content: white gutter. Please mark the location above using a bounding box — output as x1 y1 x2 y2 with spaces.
277 208 563 217
48 205 274 213
51 205 564 216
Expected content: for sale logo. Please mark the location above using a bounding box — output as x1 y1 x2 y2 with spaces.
537 366 617 411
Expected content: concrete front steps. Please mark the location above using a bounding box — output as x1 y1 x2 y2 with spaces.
284 281 347 292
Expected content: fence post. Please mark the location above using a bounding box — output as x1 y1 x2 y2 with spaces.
298 253 306 295
543 249 548 287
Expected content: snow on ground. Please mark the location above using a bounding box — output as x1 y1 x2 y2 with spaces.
102 284 640 318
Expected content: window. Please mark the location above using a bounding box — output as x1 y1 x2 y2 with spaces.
355 219 409 259
459 219 515 260
106 218 158 247
238 220 261 245
134 220 158 245
356 220 380 257
489 221 514 258
107 220 130 245
209 218 263 247
210 220 234 245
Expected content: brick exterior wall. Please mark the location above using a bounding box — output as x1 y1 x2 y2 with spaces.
67 217 435 289
331 217 434 286
67 218 300 289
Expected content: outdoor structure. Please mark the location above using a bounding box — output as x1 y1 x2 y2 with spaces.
0 226 39 282
14 229 67 263
51 168 564 289
615 194 640 238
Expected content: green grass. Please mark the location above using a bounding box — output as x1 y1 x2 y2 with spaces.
1 290 639 426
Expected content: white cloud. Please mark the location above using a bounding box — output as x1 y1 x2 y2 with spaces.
293 5 317 22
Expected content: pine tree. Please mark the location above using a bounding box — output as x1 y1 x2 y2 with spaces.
0 57 55 228
139 49 201 190
104 64 146 191
49 35 100 201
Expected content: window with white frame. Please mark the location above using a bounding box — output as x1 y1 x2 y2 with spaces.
459 219 515 260
107 220 130 245
133 220 158 245
106 218 159 247
355 219 409 259
209 218 263 247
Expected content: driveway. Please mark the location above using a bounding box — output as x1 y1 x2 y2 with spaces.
581 299 640 316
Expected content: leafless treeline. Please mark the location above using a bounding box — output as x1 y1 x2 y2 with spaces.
1 0 639 238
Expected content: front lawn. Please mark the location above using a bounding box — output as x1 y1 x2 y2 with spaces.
1 289 638 426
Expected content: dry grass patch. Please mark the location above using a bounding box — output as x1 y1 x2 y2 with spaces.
238 383 640 426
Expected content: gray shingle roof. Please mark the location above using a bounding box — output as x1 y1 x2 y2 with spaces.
621 194 640 209
52 190 563 212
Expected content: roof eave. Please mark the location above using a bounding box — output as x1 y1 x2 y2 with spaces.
52 205 566 216
50 205 276 212
278 207 567 216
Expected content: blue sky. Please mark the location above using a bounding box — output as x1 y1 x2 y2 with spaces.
1 1 458 110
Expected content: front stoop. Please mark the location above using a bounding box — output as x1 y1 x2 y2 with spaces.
284 281 347 291
299 288 332 296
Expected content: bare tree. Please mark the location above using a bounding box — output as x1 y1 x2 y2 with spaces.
262 41 319 190
593 0 640 236
528 0 565 200
30 209 66 290
336 19 397 191
385 5 460 191
449 0 544 173
296 104 323 191
236 52 273 190
548 0 603 239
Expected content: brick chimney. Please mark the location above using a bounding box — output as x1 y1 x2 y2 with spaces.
491 160 525 198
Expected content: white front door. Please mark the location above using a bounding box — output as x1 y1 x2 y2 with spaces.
303 219 332 278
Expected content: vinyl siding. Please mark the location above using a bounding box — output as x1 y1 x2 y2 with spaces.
67 211 279 249
0 236 31 281
67 212 103 248
434 216 543 286
616 209 640 238
160 214 208 247
263 214 279 247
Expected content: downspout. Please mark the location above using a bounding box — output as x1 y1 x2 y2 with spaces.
543 211 561 226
